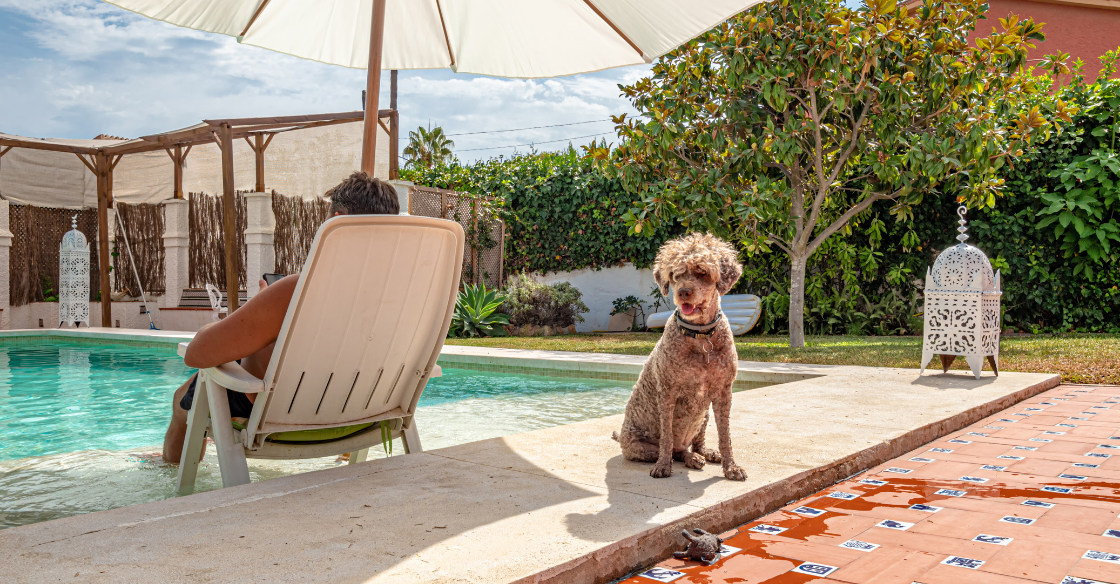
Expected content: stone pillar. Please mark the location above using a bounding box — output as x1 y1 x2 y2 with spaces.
387 179 413 214
0 200 11 329
243 192 275 299
161 199 190 311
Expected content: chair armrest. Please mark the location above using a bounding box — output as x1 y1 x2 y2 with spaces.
205 361 265 394
180 341 263 393
431 365 442 379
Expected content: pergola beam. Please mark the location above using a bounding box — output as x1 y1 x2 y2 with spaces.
3 107 401 319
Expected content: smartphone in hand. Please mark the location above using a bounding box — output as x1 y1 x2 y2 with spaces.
262 273 286 286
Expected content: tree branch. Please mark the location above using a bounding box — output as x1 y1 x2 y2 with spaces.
806 190 898 255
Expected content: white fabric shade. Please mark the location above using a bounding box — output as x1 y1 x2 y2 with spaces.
103 0 764 78
0 122 389 209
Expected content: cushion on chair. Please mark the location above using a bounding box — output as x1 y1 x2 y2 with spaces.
264 422 378 443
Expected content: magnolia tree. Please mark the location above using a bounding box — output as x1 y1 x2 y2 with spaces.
595 0 1069 347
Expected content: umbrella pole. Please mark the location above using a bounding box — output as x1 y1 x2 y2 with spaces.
360 0 388 176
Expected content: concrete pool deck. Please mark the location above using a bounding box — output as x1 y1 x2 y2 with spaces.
0 330 1060 583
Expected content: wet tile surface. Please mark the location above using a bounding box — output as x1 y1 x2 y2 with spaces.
617 385 1120 584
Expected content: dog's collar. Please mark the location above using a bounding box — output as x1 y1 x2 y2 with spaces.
675 310 723 339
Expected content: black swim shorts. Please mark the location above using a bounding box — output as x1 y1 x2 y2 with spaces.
178 373 256 418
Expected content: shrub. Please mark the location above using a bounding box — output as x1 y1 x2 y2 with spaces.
401 148 680 274
449 284 510 338
503 273 588 328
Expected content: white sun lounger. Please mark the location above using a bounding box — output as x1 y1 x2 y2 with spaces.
645 294 762 335
175 215 464 495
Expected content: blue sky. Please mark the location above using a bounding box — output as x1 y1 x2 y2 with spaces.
0 0 648 162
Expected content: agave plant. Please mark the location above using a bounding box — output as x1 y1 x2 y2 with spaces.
449 283 510 338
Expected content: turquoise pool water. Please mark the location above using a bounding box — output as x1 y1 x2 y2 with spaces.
0 341 634 529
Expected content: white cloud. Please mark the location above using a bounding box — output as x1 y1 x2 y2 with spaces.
0 0 645 162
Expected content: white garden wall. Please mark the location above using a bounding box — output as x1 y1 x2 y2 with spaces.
532 263 659 333
8 301 160 330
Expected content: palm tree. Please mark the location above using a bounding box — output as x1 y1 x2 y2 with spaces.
402 124 455 169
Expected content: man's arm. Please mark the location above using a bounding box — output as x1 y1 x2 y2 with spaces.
183 275 299 369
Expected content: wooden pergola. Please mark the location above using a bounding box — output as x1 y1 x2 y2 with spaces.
0 108 398 326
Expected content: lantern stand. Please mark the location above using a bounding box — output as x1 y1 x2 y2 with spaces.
920 206 1002 379
59 215 91 328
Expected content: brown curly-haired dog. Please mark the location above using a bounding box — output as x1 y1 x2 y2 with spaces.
612 233 746 480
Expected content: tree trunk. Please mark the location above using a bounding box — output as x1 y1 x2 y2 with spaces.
788 252 808 348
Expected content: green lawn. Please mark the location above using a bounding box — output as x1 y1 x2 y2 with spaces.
446 333 1120 385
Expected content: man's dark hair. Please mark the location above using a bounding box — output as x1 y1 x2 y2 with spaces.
327 171 400 215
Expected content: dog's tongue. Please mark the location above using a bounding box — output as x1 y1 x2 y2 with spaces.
681 303 696 315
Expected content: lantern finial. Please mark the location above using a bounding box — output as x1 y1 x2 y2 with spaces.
956 205 969 243
71 214 78 230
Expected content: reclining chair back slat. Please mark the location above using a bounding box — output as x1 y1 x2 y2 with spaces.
248 216 463 437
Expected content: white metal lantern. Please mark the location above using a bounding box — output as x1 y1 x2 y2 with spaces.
920 206 1001 379
59 215 91 328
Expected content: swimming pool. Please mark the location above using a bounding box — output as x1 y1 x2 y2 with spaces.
0 341 635 529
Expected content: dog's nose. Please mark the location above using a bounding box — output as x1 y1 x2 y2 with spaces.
678 287 693 299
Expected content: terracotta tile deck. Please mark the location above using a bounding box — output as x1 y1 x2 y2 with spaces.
619 385 1120 584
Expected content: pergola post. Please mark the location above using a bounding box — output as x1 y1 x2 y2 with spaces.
94 153 113 327
254 133 265 192
168 144 192 199
389 70 399 180
218 122 240 313
360 0 388 176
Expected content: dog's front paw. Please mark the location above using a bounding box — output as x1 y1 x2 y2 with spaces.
697 447 722 464
723 463 747 481
650 461 673 478
682 451 705 470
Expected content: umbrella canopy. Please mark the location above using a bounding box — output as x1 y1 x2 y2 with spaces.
103 0 760 78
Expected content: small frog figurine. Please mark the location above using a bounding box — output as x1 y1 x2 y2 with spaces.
672 528 723 565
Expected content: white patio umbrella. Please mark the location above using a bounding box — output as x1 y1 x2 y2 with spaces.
103 0 768 174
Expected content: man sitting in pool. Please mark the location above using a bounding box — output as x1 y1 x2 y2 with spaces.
162 172 400 464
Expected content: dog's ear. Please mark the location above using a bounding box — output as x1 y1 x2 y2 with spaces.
716 249 743 295
653 263 671 297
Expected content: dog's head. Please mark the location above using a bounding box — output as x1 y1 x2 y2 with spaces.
653 233 742 324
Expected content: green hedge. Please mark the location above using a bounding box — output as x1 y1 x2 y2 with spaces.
401 148 679 274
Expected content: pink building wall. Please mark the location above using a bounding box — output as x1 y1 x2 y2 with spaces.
970 0 1120 80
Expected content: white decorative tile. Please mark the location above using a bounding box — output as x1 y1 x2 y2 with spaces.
935 489 967 497
960 476 988 483
638 567 687 582
838 540 879 552
1084 550 1120 564
980 465 1007 472
999 516 1035 525
790 563 838 577
876 519 914 531
792 506 826 517
909 504 942 513
826 491 859 500
748 524 787 535
1043 486 1074 494
942 556 985 569
973 534 1012 545
1022 500 1054 508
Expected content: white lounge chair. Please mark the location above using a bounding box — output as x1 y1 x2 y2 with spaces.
646 294 762 336
175 215 464 495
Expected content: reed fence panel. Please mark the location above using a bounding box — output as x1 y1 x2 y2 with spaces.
9 205 100 307
112 202 165 297
272 193 330 276
188 192 246 290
